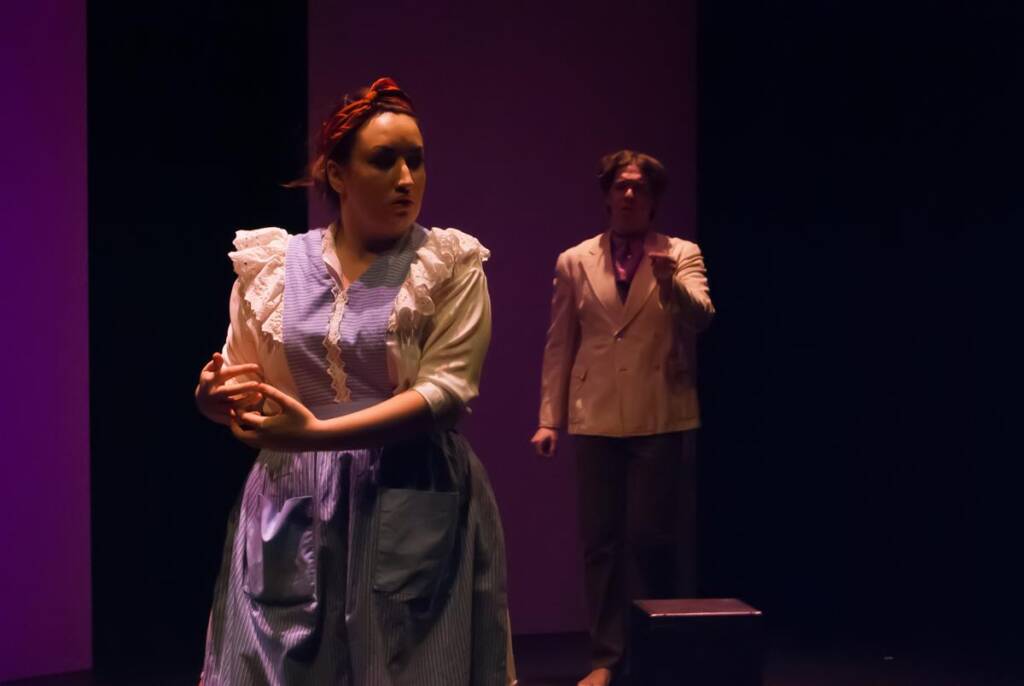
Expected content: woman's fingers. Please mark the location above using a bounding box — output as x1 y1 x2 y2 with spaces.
237 409 268 428
202 403 234 426
199 354 224 385
229 390 264 406
216 363 263 382
209 381 261 399
207 397 245 416
229 419 262 448
225 394 262 409
256 383 300 412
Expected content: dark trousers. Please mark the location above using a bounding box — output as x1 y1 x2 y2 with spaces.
574 430 697 672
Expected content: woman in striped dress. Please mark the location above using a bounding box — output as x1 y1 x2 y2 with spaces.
194 78 515 685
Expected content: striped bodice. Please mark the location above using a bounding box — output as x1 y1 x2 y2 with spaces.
282 226 425 418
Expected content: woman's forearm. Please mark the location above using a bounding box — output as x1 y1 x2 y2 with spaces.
311 389 436 451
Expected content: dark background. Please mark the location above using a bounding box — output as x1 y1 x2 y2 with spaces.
697 0 1023 646
87 0 1023 677
87 1 308 671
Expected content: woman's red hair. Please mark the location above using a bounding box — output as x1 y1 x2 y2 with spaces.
288 77 416 203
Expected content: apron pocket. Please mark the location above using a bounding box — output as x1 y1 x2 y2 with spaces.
244 494 316 605
373 488 458 602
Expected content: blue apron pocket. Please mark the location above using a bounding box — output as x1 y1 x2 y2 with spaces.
243 494 316 605
373 488 458 602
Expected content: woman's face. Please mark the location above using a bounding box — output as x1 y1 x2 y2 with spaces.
329 112 426 241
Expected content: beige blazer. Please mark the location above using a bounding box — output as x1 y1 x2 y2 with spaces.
538 231 715 437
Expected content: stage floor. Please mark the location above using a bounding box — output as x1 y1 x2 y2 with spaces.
5 630 1022 685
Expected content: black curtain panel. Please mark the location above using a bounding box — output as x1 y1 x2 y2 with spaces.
697 0 1023 645
88 1 307 673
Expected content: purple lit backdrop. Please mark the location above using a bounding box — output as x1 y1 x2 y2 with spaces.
0 0 90 681
309 0 696 633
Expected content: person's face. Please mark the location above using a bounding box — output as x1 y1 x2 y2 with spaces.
328 112 426 241
607 163 653 234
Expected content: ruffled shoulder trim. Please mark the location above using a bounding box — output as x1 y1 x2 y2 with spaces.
388 227 490 335
228 227 290 343
420 227 491 268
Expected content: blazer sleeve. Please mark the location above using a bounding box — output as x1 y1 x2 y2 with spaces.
411 250 492 418
538 251 580 429
662 240 715 332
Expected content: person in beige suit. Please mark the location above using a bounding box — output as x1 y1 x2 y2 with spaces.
532 150 714 686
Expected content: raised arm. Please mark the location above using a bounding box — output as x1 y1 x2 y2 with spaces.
653 241 715 332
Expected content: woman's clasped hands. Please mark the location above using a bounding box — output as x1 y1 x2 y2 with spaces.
231 382 327 452
195 352 326 451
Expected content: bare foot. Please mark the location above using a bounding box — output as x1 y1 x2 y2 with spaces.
578 667 612 686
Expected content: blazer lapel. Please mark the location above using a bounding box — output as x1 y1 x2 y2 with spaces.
619 232 664 332
581 232 625 323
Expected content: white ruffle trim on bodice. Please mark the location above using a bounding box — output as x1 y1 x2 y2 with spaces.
388 227 491 337
228 225 489 403
228 227 290 344
319 228 352 402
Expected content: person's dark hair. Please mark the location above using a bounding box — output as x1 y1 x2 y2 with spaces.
597 149 668 208
286 77 416 205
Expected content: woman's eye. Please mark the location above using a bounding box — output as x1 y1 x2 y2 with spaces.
405 152 423 170
370 151 397 169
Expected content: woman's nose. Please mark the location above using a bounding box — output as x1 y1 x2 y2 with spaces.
397 161 414 188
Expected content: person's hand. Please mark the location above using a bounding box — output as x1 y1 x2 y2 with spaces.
531 427 559 458
649 251 677 286
231 383 326 452
195 352 263 426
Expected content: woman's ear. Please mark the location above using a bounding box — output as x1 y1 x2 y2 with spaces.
326 160 346 200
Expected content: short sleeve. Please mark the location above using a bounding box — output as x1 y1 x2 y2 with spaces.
410 237 492 417
219 227 290 385
227 227 289 344
220 279 263 383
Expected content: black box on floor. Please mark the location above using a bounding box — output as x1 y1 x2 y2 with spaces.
629 598 763 686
